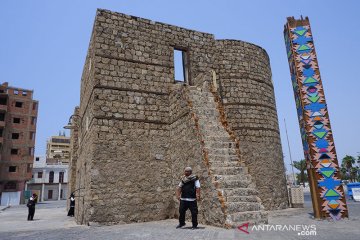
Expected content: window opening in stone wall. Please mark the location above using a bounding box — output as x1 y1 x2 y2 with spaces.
38 171 43 178
174 49 188 83
0 128 3 137
36 157 40 161
60 189 63 199
12 133 20 139
11 148 18 155
9 166 17 172
15 101 23 108
49 171 54 183
13 117 20 124
32 102 37 110
0 113 5 121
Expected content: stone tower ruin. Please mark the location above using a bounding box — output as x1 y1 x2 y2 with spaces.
68 9 288 227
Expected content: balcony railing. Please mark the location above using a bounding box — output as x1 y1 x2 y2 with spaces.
29 178 68 184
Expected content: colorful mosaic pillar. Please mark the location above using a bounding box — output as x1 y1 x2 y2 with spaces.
284 17 348 220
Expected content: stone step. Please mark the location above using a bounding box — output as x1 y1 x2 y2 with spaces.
214 174 251 182
194 108 217 113
226 201 263 213
197 122 220 127
206 147 237 155
203 136 233 142
207 154 239 162
190 95 213 100
217 179 254 189
228 211 268 226
190 97 215 103
204 141 236 149
210 166 248 175
188 85 269 225
193 106 217 111
197 112 217 117
198 121 222 127
213 174 248 182
190 90 213 95
202 134 231 140
192 106 219 110
189 90 213 96
226 195 260 203
193 109 219 116
209 161 240 168
223 188 259 196
199 124 225 132
194 110 217 115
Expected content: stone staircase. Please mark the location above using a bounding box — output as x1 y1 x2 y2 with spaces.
186 81 268 227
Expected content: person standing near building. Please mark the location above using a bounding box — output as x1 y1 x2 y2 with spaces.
27 196 36 221
176 167 200 230
67 193 75 217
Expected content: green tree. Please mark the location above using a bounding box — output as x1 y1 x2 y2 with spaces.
350 167 359 182
293 159 307 187
341 155 356 182
340 167 349 180
296 172 308 185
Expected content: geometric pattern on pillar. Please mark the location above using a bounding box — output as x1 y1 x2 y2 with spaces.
284 16 348 220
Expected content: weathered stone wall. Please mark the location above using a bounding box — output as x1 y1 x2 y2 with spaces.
75 9 221 225
73 8 288 226
67 106 79 210
215 40 288 209
75 127 96 224
89 119 171 224
92 9 216 88
75 17 97 224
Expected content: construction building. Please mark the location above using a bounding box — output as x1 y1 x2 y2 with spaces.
0 82 38 205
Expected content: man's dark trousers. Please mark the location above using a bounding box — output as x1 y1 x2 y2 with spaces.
179 200 198 227
28 207 35 220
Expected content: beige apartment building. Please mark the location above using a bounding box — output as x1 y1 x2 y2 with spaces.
46 134 70 164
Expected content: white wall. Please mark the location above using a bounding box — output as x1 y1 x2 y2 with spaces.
32 166 68 184
0 191 21 206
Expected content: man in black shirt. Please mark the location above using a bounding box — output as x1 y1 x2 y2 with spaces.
176 167 201 230
27 195 36 221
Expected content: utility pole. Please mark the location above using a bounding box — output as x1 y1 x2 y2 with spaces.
284 118 296 186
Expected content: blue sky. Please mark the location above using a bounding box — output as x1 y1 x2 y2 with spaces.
1 0 359 173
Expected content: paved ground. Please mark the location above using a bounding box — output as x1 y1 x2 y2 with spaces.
0 194 359 240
